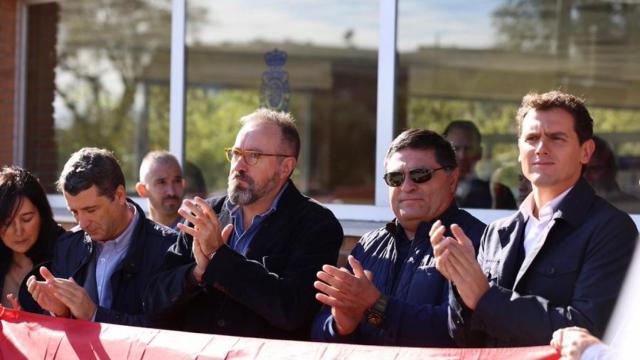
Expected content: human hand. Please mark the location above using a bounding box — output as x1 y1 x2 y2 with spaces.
433 223 488 310
550 327 602 360
5 293 21 310
178 197 233 283
26 267 70 317
314 256 380 335
48 276 97 321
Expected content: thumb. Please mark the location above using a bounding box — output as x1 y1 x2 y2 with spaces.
221 224 234 244
39 266 55 282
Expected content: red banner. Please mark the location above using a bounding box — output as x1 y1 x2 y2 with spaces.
0 306 559 360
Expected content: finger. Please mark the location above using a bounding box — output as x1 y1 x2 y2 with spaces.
194 197 220 226
7 294 21 310
315 292 344 308
347 256 366 278
316 271 345 289
442 249 466 285
322 265 355 282
313 281 345 301
221 224 233 244
430 225 446 250
39 266 56 282
177 222 198 237
27 275 37 289
451 224 473 248
429 220 442 237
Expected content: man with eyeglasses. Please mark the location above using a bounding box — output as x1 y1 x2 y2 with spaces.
144 108 343 340
431 91 638 347
311 129 486 346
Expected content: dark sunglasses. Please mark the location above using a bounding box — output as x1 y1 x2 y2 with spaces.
383 167 450 187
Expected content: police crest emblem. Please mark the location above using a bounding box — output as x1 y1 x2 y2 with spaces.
260 48 290 112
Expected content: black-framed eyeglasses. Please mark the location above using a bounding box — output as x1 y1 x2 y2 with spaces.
383 167 450 187
224 147 291 166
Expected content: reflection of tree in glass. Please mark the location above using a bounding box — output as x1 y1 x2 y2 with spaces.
492 0 640 56
54 0 207 191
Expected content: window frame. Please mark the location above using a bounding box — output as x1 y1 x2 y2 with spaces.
17 0 640 231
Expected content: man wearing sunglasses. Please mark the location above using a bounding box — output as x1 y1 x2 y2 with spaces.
431 91 638 347
312 129 486 346
144 109 343 340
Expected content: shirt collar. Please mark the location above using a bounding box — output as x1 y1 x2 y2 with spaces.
520 186 573 222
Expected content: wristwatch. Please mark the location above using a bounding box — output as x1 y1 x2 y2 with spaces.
366 294 388 327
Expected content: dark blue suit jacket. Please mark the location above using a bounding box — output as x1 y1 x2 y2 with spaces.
450 177 638 347
312 204 486 347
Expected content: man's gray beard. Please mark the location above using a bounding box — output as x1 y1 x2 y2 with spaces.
229 186 257 205
228 171 280 206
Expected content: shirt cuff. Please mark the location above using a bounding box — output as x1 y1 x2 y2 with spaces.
580 343 610 360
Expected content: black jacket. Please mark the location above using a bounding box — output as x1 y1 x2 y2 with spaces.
144 180 344 340
22 199 177 326
450 178 638 346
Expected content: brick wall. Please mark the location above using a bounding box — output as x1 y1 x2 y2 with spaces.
24 3 59 191
0 0 17 166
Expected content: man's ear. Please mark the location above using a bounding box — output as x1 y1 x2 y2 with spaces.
448 167 460 193
280 157 297 180
135 182 147 198
114 184 127 205
580 138 596 165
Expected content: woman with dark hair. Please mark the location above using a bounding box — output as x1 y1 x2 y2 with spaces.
0 166 64 308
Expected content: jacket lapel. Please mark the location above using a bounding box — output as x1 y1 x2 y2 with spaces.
497 213 527 289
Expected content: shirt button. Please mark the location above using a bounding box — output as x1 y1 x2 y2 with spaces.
217 319 225 327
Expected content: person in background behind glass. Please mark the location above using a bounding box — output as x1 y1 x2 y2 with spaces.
584 136 639 213
136 150 185 229
444 120 516 209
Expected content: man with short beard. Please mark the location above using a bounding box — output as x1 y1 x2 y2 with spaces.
135 150 185 229
145 109 344 340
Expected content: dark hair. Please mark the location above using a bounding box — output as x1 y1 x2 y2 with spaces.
516 90 594 144
386 128 458 169
57 147 125 199
241 108 301 160
443 120 482 144
591 136 617 173
0 166 60 274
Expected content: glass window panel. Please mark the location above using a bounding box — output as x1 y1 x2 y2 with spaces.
398 0 640 213
184 0 379 204
24 0 172 193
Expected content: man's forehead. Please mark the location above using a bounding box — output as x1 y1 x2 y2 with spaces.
386 148 438 168
148 161 182 179
235 122 281 148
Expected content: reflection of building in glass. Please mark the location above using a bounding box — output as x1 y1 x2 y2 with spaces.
2 0 640 217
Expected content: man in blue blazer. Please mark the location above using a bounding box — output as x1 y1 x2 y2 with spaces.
431 90 638 347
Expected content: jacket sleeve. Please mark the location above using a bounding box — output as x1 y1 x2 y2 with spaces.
201 207 343 331
143 231 202 316
454 212 638 346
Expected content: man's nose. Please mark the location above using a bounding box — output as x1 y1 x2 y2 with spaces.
534 138 549 154
78 216 91 230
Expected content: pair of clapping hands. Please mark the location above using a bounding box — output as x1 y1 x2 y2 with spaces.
312 220 488 336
